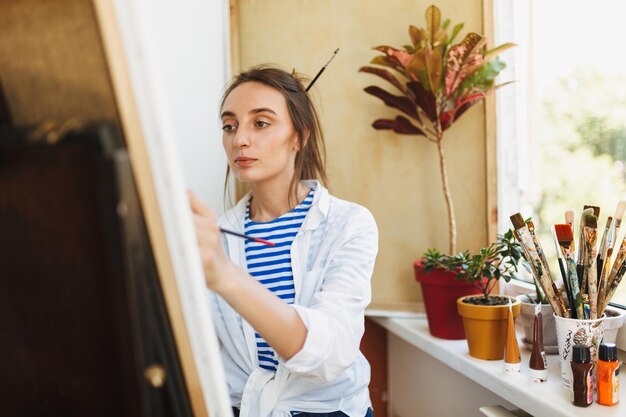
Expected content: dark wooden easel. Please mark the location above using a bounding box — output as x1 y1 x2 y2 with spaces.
0 124 194 417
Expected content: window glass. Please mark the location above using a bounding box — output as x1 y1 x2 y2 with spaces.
495 0 626 306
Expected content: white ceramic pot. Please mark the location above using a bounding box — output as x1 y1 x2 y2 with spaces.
602 306 625 344
516 295 558 354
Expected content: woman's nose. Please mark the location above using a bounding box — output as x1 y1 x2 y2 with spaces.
232 128 250 148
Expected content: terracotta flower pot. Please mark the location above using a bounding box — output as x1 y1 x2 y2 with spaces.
457 295 521 360
414 260 484 340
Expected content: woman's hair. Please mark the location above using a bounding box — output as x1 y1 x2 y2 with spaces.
220 65 329 207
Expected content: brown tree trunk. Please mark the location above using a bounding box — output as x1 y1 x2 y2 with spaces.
436 136 456 255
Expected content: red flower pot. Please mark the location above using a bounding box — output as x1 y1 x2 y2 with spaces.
414 260 484 339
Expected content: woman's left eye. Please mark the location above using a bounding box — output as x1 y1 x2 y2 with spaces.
255 121 269 128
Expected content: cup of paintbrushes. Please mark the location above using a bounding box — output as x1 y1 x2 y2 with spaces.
554 313 604 390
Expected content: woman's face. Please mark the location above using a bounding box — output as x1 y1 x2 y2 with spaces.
221 81 300 186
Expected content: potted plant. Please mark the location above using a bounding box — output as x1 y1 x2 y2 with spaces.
359 5 515 339
441 230 523 360
360 4 514 255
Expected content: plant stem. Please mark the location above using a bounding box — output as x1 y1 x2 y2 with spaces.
436 135 457 254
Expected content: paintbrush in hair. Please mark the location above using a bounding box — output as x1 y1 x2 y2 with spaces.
220 228 275 247
583 214 599 319
577 207 594 293
510 213 565 317
553 225 576 318
555 224 583 319
306 48 339 92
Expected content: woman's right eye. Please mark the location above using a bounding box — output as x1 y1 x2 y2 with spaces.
222 124 237 132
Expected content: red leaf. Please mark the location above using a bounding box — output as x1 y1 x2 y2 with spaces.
407 81 438 122
372 116 426 136
359 66 407 94
364 86 420 122
444 33 485 97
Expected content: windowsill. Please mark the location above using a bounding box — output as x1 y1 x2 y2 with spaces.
370 314 625 417
501 279 626 351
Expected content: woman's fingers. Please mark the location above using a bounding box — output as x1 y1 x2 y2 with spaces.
188 190 212 217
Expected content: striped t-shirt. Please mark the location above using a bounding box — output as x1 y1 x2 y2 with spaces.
244 188 314 372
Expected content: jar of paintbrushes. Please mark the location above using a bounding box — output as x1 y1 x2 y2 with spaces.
510 200 626 393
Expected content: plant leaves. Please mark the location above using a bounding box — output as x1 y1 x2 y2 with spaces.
359 66 408 94
444 32 485 97
364 86 420 122
440 92 485 131
483 42 516 62
409 25 422 47
458 57 506 96
407 47 442 92
372 116 426 136
406 81 437 122
448 22 464 46
425 5 441 45
424 47 443 93
369 55 409 78
373 45 413 67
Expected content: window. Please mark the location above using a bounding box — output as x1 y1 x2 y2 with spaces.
495 0 626 307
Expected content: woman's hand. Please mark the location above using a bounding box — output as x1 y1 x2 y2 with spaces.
188 191 232 292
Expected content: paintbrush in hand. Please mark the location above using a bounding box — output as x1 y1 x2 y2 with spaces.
220 228 275 246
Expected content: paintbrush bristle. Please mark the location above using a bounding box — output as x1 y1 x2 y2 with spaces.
510 213 526 230
565 209 575 226
580 207 593 228
615 200 626 221
583 205 600 217
586 214 598 229
555 224 574 242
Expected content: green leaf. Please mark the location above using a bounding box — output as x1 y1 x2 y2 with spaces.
448 22 464 46
425 5 441 41
409 25 422 47
483 42 516 62
458 57 506 96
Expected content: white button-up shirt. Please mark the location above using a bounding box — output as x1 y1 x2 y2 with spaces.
211 180 378 417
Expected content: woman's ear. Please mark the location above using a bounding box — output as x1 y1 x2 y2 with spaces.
294 128 310 151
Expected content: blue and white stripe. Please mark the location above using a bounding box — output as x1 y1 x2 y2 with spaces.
244 189 314 371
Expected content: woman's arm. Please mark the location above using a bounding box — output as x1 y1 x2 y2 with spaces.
189 191 307 360
282 205 378 382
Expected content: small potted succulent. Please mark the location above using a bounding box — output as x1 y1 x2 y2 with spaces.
424 230 524 359
359 4 515 339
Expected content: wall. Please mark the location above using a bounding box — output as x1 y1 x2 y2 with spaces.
388 334 516 417
235 0 489 307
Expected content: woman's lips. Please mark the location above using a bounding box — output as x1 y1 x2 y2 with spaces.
235 157 257 167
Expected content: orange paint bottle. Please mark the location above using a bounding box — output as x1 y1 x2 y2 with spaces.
597 343 620 406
